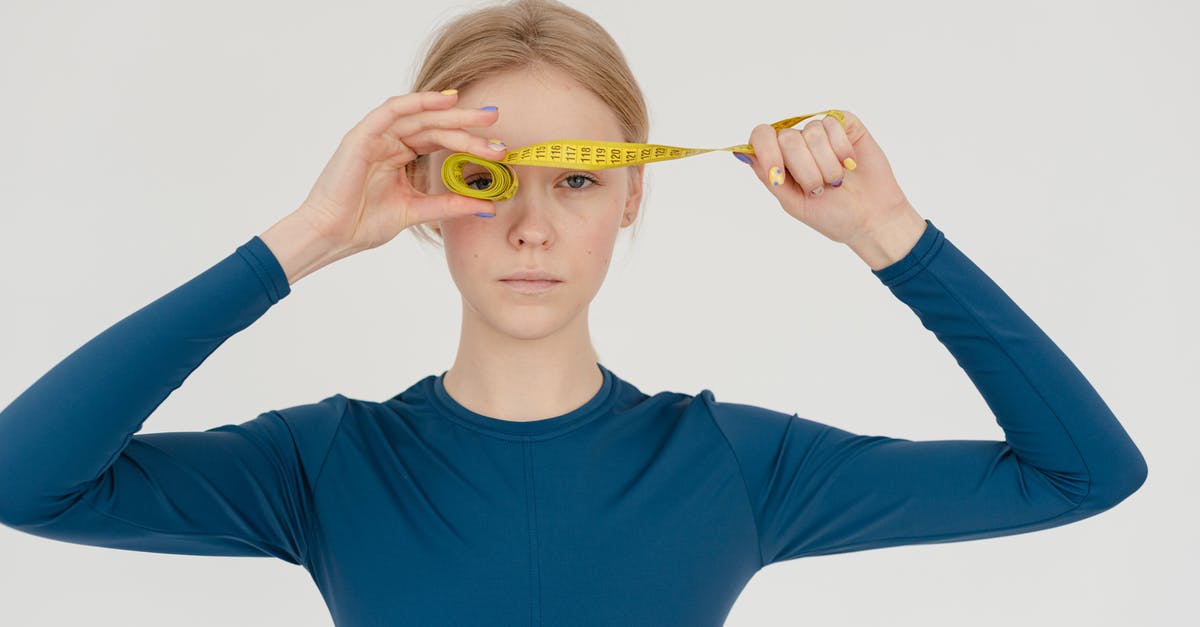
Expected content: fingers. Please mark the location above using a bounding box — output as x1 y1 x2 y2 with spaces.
407 187 497 225
747 112 858 198
345 91 458 145
822 114 856 169
342 91 507 172
398 127 509 162
747 122 787 189
779 128 826 195
383 105 502 144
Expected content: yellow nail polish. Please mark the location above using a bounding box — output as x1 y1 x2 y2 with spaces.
843 157 857 171
769 166 785 186
440 89 458 95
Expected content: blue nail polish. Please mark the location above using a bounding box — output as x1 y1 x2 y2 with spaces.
831 177 843 187
474 212 495 218
479 105 498 111
733 153 752 165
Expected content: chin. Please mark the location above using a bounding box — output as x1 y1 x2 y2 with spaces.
491 316 567 341
460 283 589 339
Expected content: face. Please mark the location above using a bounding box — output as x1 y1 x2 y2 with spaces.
422 64 644 341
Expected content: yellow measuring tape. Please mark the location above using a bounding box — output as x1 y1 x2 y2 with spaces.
441 109 846 201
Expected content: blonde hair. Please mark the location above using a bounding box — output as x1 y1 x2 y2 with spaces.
405 0 649 249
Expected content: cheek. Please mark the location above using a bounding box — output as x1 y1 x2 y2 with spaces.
579 223 619 270
441 222 492 281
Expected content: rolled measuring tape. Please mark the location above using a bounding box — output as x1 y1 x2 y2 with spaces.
441 109 846 201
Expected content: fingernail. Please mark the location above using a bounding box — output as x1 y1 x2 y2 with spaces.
810 186 824 197
487 139 507 152
831 177 843 187
440 89 458 95
769 166 784 186
843 157 857 170
474 212 495 218
733 153 752 165
479 105 498 111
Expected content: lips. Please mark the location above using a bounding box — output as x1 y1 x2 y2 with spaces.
499 271 562 281
500 279 561 294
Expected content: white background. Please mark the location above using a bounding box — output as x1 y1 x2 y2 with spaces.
0 0 1193 625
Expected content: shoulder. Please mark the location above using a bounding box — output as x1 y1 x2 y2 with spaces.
631 386 802 446
269 393 350 433
262 393 350 471
690 389 797 435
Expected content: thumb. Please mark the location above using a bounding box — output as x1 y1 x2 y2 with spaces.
409 192 496 226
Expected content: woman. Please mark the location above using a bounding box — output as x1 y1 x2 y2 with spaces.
0 1 1147 626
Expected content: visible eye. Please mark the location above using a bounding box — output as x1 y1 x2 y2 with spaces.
464 174 494 191
463 172 600 192
560 173 600 190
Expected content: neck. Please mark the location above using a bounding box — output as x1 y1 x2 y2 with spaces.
441 302 604 422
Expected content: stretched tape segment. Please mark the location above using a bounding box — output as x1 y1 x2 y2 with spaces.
441 109 846 201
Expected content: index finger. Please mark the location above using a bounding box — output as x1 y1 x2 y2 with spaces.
344 91 460 145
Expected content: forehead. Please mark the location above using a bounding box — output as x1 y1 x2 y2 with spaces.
455 65 625 148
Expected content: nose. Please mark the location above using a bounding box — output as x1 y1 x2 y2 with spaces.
507 207 553 247
496 183 555 246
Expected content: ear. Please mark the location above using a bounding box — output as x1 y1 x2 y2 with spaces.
622 164 644 227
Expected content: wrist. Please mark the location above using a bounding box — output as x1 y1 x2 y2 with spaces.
846 205 928 272
259 211 356 286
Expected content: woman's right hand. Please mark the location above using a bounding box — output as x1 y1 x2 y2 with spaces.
295 90 506 252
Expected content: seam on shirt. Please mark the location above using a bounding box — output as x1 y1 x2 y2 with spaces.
310 398 350 498
236 244 281 304
119 428 305 564
924 254 1094 508
882 228 946 288
434 403 613 444
523 440 542 627
79 496 297 564
302 398 349 572
796 496 1087 559
437 414 598 443
268 408 331 569
703 402 766 570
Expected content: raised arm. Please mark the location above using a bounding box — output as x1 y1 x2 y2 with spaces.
0 235 341 565
706 219 1147 567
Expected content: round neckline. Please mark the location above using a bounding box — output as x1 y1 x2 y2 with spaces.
429 361 617 439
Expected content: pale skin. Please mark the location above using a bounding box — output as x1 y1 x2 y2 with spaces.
421 64 644 422
260 62 925 423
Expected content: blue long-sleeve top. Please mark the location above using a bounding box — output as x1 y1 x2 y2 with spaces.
0 219 1147 627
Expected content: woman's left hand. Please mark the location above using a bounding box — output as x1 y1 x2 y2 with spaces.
738 110 917 246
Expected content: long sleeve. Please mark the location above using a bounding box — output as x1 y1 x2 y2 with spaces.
0 236 341 566
705 218 1148 568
